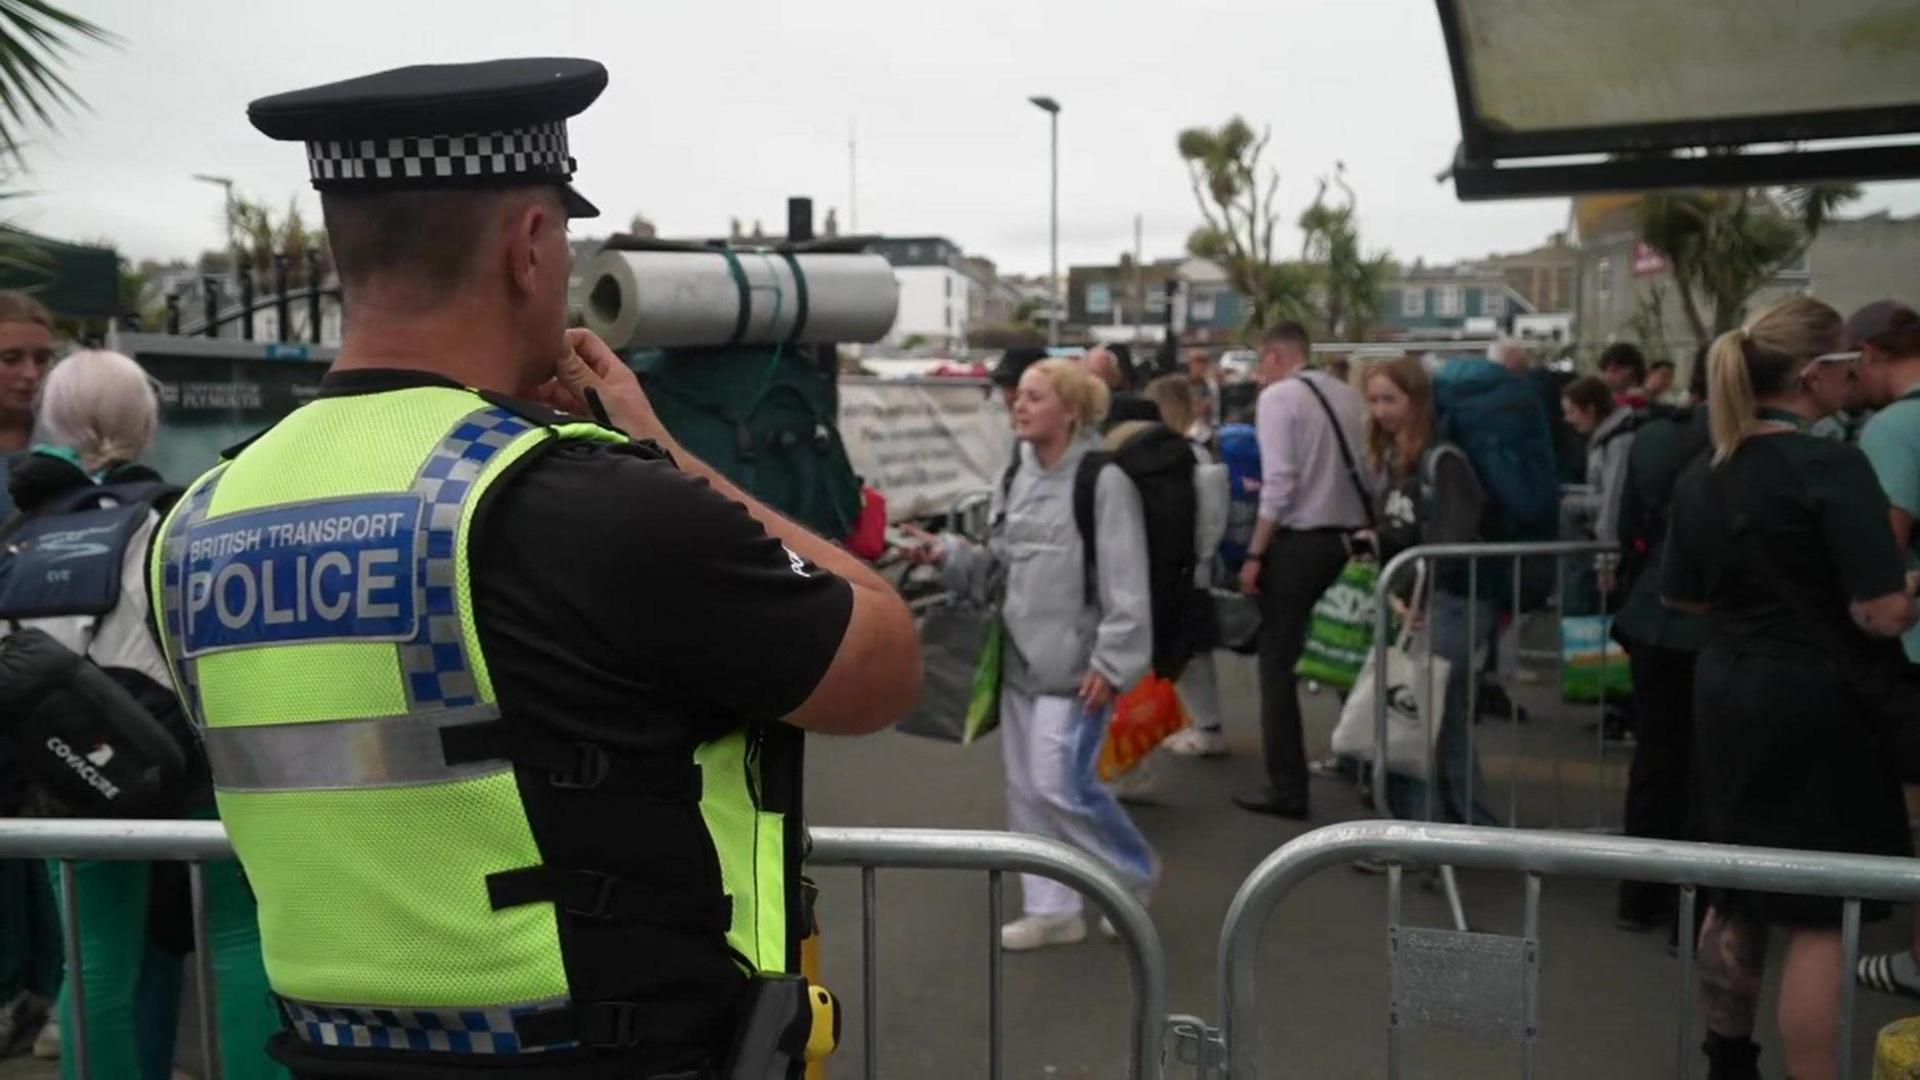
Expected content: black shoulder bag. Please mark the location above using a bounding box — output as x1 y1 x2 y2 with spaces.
0 482 191 816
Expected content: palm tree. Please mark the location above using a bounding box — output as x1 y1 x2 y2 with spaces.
0 1 113 157
1637 182 1859 341
0 2 111 278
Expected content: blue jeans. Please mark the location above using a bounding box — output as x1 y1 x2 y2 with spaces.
1386 592 1502 826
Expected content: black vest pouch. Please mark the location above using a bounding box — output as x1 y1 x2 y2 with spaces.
0 627 188 817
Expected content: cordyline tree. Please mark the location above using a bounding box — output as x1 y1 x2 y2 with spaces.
1636 182 1859 340
1176 116 1315 335
1178 119 1390 341
1297 162 1391 342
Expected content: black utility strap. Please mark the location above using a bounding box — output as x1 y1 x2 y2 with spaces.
486 864 733 933
438 721 703 800
1294 373 1378 530
512 1000 704 1052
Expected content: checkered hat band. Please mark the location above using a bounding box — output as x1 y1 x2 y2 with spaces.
281 997 576 1055
305 122 571 185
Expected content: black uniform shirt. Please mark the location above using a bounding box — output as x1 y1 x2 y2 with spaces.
1664 430 1904 660
319 369 854 749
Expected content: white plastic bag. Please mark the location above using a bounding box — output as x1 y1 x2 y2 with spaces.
1330 626 1448 782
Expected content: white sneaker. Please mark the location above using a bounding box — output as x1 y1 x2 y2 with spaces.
1162 727 1228 758
999 913 1087 952
32 1016 58 1059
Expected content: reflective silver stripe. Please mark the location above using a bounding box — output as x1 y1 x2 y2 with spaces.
205 704 506 792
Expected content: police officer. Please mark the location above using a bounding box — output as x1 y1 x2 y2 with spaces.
148 58 921 1078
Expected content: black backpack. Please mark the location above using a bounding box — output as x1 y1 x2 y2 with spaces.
0 478 193 817
1002 422 1202 680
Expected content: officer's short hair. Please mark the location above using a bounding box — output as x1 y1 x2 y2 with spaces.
322 186 561 299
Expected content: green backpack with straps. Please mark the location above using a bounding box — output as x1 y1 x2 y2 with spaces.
633 345 862 540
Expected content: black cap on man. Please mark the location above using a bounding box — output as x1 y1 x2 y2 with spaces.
249 57 606 217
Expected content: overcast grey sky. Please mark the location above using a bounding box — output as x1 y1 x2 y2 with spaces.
20 0 1920 275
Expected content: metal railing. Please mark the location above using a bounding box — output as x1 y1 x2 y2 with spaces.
1212 820 1920 1080
810 827 1167 1079
0 819 1165 1080
1370 539 1621 833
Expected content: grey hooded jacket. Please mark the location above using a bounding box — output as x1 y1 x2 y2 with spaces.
942 434 1154 697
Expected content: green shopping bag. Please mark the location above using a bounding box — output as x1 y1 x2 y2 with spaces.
1560 614 1633 703
1294 560 1380 693
962 616 1005 744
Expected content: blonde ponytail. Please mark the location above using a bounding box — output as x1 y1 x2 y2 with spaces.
1707 329 1758 465
1705 296 1845 466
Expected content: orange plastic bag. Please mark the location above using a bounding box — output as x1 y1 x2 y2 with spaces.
1097 675 1189 782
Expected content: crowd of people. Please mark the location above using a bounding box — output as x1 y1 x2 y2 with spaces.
921 298 1920 1080
0 294 285 1077
7 218 1920 1079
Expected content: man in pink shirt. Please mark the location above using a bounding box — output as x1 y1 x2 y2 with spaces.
1234 322 1371 817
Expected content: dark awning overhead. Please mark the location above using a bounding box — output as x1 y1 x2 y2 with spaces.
1437 0 1920 199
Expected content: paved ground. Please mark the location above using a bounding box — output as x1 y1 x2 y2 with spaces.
803 651 1920 1079
6 650 1917 1078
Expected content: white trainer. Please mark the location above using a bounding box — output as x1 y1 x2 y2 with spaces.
999 913 1087 952
1161 727 1228 758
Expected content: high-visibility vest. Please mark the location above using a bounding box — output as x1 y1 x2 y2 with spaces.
150 382 803 1068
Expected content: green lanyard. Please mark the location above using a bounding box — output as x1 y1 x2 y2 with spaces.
1757 407 1810 432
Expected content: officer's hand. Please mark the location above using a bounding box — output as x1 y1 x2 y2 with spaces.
551 329 668 442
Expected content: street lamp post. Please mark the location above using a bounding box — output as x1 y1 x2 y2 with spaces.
1029 95 1060 348
192 173 240 292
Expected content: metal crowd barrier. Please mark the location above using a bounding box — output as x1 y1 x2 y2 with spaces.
1370 539 1621 834
811 827 1167 1079
0 819 1166 1080
1208 820 1920 1080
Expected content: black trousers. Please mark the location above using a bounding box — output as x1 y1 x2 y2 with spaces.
1256 529 1350 799
1618 642 1697 921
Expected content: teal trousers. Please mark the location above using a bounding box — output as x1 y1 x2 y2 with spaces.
49 854 287 1080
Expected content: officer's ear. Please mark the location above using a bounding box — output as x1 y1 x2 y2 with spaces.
503 191 561 298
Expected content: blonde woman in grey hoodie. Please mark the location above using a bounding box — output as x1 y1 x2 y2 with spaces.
912 357 1159 951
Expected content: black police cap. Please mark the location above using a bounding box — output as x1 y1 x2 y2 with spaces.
248 58 606 218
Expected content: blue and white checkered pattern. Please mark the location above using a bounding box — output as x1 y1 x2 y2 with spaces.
400 407 535 710
282 997 576 1054
158 465 229 723
306 122 572 185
